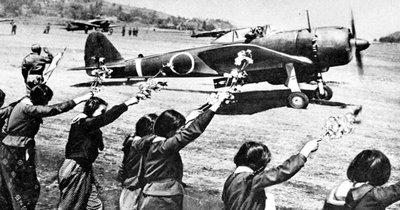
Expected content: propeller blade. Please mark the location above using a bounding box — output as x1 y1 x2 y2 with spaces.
355 50 364 76
351 10 356 38
350 10 368 77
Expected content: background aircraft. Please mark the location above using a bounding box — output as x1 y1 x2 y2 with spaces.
70 14 369 109
64 16 118 32
191 29 232 38
191 25 272 39
0 19 13 23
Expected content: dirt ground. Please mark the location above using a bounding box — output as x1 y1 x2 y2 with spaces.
0 22 399 210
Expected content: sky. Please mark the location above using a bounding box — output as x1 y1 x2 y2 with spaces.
107 0 400 40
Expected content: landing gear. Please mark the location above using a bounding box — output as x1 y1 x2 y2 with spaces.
314 85 333 100
288 92 309 109
314 72 333 100
285 63 309 109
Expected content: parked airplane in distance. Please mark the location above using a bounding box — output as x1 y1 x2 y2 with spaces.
64 16 118 32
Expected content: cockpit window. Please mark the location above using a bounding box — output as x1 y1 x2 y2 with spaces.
213 25 271 44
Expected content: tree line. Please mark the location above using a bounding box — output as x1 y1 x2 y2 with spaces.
0 0 234 30
379 31 400 43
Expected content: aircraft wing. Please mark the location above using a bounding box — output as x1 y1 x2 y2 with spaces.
68 21 99 28
108 24 120 28
191 30 230 38
0 19 13 22
245 44 313 64
197 43 313 74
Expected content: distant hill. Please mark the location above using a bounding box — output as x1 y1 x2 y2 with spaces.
0 0 234 30
379 31 400 43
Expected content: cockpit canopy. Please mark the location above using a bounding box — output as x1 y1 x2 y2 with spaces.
212 25 280 44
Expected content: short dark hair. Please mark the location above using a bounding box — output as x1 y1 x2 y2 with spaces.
234 141 271 171
135 113 158 137
30 84 53 105
0 89 5 107
83 97 108 117
31 43 41 54
347 149 391 186
154 109 186 138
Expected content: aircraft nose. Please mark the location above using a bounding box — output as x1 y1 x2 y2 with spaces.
352 38 370 51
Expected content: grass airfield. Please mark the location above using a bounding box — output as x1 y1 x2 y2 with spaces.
0 23 400 209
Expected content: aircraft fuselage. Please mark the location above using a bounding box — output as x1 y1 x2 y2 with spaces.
105 27 354 84
84 26 368 86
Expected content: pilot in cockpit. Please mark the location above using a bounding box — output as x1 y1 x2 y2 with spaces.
255 26 264 37
244 26 264 43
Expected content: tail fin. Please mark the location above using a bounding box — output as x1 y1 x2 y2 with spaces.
84 32 124 67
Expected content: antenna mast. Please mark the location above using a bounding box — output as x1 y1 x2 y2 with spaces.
306 10 311 32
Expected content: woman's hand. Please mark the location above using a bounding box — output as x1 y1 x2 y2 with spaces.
209 91 232 111
124 96 140 106
184 110 204 128
300 139 321 158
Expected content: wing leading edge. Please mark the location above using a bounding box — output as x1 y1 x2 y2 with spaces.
197 44 312 74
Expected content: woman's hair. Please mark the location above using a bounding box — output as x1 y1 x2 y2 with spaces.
234 141 271 171
154 109 186 138
135 113 158 137
0 89 5 107
347 149 391 186
83 97 108 117
30 84 53 105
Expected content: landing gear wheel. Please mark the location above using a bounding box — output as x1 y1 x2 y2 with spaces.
314 85 333 100
288 92 309 109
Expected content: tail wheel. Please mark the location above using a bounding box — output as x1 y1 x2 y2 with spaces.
288 92 309 109
314 85 333 100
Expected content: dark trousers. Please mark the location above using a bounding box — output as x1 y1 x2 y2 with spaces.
0 144 40 210
138 194 183 210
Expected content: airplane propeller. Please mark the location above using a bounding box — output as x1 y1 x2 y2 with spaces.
350 10 370 76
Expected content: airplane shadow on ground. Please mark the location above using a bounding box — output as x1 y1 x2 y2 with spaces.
71 82 355 115
217 89 355 115
164 88 356 115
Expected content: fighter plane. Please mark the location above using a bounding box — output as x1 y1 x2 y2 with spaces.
191 25 271 39
64 16 118 32
70 13 369 109
0 18 13 23
191 29 232 38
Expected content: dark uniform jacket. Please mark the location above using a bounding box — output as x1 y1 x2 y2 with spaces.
65 103 128 165
117 135 147 190
2 98 76 147
140 109 215 197
222 154 307 210
324 181 400 210
21 52 53 82
0 106 13 141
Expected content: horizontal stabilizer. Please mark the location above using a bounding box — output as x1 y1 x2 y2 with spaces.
68 62 125 71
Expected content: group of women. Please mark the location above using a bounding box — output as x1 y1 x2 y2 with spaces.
0 83 399 210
